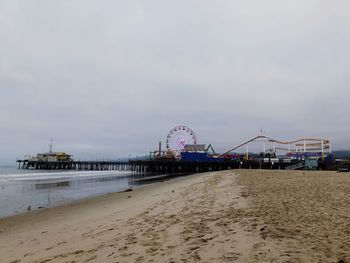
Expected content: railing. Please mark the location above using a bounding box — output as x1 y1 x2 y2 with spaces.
285 161 304 170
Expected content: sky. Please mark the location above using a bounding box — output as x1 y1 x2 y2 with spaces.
1 1 350 164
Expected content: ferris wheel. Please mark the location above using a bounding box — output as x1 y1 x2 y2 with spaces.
166 125 197 156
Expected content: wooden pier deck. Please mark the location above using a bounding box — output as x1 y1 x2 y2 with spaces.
17 159 334 172
17 160 131 171
129 159 301 173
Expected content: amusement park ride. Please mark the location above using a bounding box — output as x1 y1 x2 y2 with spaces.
152 125 332 163
219 135 331 159
151 125 215 160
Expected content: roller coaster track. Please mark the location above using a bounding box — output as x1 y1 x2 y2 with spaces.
219 135 330 157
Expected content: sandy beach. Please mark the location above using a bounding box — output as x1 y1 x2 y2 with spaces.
1 170 350 263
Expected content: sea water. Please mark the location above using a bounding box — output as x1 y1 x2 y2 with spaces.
0 166 145 218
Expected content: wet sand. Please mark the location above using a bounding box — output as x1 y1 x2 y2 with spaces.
1 170 350 262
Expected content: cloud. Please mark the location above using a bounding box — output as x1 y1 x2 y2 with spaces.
0 0 349 164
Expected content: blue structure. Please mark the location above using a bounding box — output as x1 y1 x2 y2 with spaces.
180 152 225 163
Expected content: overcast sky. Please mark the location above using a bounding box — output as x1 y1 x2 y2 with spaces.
1 1 349 164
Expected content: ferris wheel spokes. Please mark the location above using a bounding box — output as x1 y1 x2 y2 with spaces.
166 125 197 156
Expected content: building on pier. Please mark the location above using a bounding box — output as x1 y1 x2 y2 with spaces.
28 142 73 163
30 152 73 162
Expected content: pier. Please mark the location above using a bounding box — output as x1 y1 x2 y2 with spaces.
129 159 304 173
16 130 340 173
17 160 131 171
16 158 332 172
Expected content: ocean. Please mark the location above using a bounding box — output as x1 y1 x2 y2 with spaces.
0 166 149 218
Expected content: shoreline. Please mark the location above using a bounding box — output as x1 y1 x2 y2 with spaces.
0 172 197 221
0 172 203 227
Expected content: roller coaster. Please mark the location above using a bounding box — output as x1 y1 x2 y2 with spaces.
219 135 331 158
